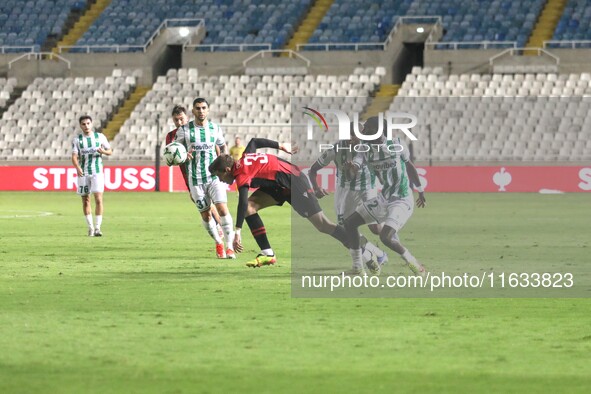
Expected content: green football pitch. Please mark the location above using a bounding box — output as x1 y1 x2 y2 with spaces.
0 191 589 393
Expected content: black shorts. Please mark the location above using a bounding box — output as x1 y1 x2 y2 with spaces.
258 173 322 219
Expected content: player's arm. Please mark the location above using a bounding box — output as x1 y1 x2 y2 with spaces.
345 151 365 180
71 139 84 177
71 152 83 177
405 160 426 208
233 185 250 253
97 134 112 156
244 138 291 154
308 149 333 198
97 146 112 156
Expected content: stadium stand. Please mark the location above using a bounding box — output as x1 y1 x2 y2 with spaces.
75 0 312 51
0 71 136 161
395 67 591 162
309 0 545 48
0 78 18 109
551 0 591 43
0 0 86 51
111 67 383 160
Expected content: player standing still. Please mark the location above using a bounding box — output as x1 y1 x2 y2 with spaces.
71 115 112 237
172 98 235 259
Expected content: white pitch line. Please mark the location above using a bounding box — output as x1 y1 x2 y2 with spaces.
0 210 55 219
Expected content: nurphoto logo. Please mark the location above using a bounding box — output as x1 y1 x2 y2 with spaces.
303 108 419 152
304 108 419 141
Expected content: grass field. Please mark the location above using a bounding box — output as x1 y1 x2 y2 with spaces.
0 191 590 393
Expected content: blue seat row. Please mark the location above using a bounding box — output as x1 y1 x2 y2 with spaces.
310 0 545 49
551 0 591 42
0 0 81 50
76 0 311 50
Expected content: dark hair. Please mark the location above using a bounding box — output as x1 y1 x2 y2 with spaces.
193 97 209 107
79 115 92 124
171 105 187 116
363 116 387 135
209 154 234 174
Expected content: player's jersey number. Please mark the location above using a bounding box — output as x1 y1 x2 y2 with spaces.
243 153 268 166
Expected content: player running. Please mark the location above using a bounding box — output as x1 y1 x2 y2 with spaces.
343 116 427 276
171 98 235 259
308 122 388 274
71 115 112 237
209 138 380 268
166 104 224 246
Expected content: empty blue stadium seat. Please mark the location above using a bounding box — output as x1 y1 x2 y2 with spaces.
551 0 591 44
309 0 545 50
0 0 81 51
76 0 312 51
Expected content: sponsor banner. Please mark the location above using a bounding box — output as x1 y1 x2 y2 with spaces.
306 166 591 193
0 165 589 192
0 166 158 191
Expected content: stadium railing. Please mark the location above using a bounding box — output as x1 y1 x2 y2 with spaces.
296 16 442 52
184 43 272 52
57 18 204 54
242 50 311 67
0 46 37 54
425 41 518 50
7 52 71 69
543 40 591 49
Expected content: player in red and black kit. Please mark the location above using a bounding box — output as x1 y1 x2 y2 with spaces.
208 138 351 267
166 104 224 244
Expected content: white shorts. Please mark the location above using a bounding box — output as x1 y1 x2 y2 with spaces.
190 178 228 212
76 174 104 196
357 194 414 232
334 187 378 225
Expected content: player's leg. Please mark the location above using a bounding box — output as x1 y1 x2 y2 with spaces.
341 211 369 274
244 190 280 267
191 184 225 258
288 173 350 247
89 174 105 236
352 189 387 270
379 197 426 276
209 179 235 259
77 175 93 236
209 204 225 243
93 192 104 236
81 195 93 236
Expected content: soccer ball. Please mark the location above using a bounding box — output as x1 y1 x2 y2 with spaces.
163 142 187 166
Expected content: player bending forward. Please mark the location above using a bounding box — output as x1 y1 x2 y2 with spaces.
343 116 427 276
209 138 381 268
308 122 388 274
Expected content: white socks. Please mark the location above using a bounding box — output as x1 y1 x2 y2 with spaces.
95 215 102 230
220 215 235 251
203 218 223 243
349 248 363 270
401 249 417 265
85 214 93 229
261 248 274 256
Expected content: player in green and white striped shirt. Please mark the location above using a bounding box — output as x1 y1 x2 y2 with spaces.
173 98 236 259
343 116 427 276
71 115 112 237
308 123 387 270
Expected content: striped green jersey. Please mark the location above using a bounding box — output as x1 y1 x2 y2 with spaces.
316 141 376 191
353 138 411 199
174 120 226 186
72 132 110 176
